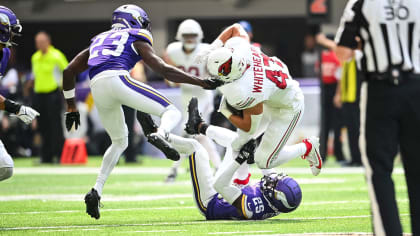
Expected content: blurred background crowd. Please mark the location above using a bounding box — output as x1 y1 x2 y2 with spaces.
0 0 362 166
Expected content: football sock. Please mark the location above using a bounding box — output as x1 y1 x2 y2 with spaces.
205 125 237 147
234 163 250 181
196 135 221 169
158 106 181 136
94 138 127 197
266 143 306 168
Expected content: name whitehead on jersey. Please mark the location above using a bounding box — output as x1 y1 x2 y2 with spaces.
251 47 263 93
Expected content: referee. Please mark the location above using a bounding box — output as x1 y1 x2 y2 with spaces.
335 0 420 235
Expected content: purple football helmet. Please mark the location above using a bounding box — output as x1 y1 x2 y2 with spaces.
111 4 151 32
0 6 22 47
260 173 302 213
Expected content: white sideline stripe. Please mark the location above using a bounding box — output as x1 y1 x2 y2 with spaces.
1 214 410 231
209 231 273 235
12 167 405 175
0 193 191 202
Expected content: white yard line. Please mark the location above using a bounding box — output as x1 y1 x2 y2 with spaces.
130 230 187 233
209 231 273 235
0 206 196 215
0 214 410 231
0 193 191 202
12 167 405 175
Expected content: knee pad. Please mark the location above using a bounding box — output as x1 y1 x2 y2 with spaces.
112 137 129 150
0 167 13 181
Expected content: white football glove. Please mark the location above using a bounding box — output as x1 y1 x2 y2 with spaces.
15 106 40 124
194 39 224 65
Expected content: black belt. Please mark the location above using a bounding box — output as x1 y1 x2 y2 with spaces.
365 70 420 85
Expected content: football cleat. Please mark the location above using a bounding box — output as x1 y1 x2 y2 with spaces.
136 111 158 136
147 133 180 161
185 97 204 135
84 188 101 220
165 168 178 183
302 136 322 176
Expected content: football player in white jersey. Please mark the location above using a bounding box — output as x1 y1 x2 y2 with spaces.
195 23 323 175
163 19 220 182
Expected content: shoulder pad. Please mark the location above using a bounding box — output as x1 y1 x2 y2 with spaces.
129 29 153 46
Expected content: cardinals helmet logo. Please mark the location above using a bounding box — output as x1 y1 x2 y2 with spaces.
218 57 232 76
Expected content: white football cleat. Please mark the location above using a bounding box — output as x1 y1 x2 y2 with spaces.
302 136 322 176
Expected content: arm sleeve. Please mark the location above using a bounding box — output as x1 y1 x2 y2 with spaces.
213 158 243 204
335 0 364 49
130 29 153 46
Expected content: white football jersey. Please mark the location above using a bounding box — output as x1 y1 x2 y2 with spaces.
219 38 303 111
166 42 210 94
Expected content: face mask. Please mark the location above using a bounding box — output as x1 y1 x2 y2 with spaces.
183 42 196 51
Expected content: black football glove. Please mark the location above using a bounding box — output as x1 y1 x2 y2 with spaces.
203 78 224 90
65 111 80 131
235 139 257 165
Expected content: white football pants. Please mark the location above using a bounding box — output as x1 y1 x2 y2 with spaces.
90 70 181 196
0 140 14 181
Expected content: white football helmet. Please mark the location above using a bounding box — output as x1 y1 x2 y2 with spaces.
176 19 203 50
207 47 248 83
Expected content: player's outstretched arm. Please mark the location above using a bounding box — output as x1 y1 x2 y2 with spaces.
134 41 221 89
216 23 250 44
220 100 263 133
62 48 89 131
0 95 39 124
213 140 256 217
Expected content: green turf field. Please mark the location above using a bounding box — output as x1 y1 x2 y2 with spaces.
0 156 411 235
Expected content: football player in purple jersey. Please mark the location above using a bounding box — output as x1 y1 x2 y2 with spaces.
0 6 39 182
62 4 222 219
136 98 302 220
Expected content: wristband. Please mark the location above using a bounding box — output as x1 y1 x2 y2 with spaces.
4 99 21 114
63 88 75 99
211 39 224 49
219 108 232 119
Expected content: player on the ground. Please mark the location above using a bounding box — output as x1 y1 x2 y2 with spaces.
163 19 220 182
0 6 39 182
61 4 221 219
195 23 322 175
137 99 302 220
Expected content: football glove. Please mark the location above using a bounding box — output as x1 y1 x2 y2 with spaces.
202 77 224 90
14 106 39 124
235 139 257 165
65 111 80 131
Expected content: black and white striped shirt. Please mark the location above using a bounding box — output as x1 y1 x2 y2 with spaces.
335 0 420 74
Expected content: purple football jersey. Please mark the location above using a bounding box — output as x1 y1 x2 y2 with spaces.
0 47 10 77
87 28 153 78
205 183 279 220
